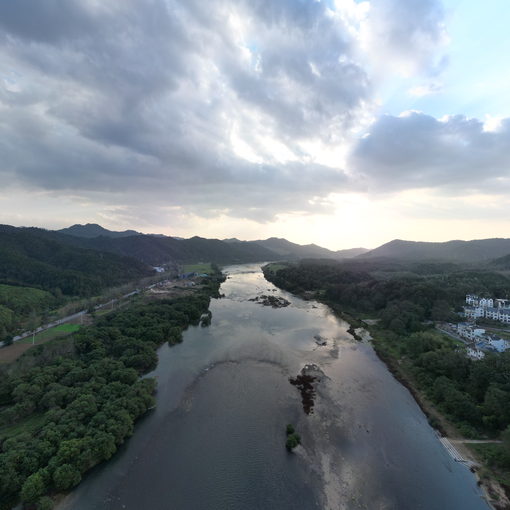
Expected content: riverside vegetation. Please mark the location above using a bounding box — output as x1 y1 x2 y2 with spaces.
264 260 510 495
0 271 224 510
285 424 301 452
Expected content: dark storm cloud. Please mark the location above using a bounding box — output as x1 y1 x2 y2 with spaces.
0 0 461 221
0 0 96 43
349 112 510 192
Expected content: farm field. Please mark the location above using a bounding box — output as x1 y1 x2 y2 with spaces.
0 324 81 363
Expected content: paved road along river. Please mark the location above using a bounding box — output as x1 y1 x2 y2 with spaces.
58 264 490 510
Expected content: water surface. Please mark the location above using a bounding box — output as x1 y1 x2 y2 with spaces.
59 264 490 510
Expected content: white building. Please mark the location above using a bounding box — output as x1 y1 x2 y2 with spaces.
464 306 485 319
464 294 510 324
466 294 479 306
457 323 486 341
466 347 485 360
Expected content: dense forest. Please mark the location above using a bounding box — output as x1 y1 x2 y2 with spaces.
0 225 155 341
0 274 223 509
264 260 510 471
0 225 152 296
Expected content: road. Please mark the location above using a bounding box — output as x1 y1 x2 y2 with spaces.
0 288 143 348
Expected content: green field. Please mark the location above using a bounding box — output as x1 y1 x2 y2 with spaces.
183 263 213 274
0 414 46 440
485 328 510 340
20 323 81 344
0 284 54 311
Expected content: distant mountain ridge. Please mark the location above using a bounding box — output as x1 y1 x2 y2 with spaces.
58 223 140 238
491 253 510 269
56 224 368 265
254 237 368 260
360 238 510 263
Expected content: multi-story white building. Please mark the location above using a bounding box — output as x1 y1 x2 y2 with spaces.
495 299 510 309
457 323 486 341
464 306 484 319
466 294 479 306
464 294 510 324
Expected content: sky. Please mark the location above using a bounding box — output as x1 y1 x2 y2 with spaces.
0 0 509 250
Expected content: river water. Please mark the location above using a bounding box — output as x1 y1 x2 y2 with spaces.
59 264 490 510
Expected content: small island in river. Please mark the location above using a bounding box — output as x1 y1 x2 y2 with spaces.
289 364 323 415
249 295 290 308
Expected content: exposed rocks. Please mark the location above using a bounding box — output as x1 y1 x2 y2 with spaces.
289 364 323 415
249 295 290 308
314 334 327 346
347 325 362 341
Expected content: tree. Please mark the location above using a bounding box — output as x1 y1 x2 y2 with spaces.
37 496 54 510
53 464 81 491
285 433 301 451
21 471 46 503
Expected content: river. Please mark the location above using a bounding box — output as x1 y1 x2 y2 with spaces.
58 264 490 510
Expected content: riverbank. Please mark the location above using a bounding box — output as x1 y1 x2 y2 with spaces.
344 322 509 509
262 266 508 510
0 270 226 509
368 330 509 510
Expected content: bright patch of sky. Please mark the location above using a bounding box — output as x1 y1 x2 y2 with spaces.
380 0 510 120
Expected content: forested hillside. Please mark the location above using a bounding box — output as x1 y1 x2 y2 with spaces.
58 223 140 238
360 238 510 263
253 237 368 259
57 224 367 265
54 232 278 266
0 285 56 339
0 225 152 296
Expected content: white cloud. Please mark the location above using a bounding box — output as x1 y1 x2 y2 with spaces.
3 0 502 235
408 82 443 97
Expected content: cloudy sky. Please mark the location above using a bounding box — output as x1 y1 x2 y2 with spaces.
0 0 509 249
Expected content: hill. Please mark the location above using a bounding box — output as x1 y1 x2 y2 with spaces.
490 253 510 269
360 238 510 263
335 247 369 258
254 237 368 260
0 225 152 296
60 234 279 266
56 225 366 266
58 223 140 238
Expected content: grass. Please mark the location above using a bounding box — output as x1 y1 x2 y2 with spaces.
484 328 510 340
183 263 213 274
0 413 46 440
468 443 510 486
20 323 81 344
